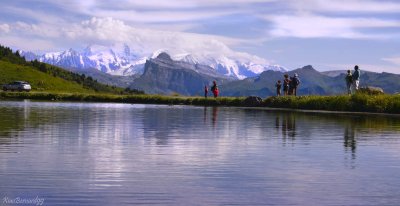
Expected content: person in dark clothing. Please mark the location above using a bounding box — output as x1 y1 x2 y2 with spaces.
289 76 294 95
204 85 208 98
275 80 282 96
352 65 361 91
345 70 353 95
283 74 290 96
291 73 300 96
211 81 219 98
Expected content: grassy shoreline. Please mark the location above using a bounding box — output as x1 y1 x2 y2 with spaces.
1 91 400 114
0 91 245 106
264 94 400 114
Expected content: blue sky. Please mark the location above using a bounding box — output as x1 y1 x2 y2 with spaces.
0 0 399 73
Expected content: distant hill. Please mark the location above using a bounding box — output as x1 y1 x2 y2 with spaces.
221 65 400 96
130 52 233 95
0 45 143 94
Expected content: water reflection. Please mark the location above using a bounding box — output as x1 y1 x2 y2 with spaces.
202 106 219 128
281 113 296 140
212 107 218 127
344 123 356 159
0 101 400 205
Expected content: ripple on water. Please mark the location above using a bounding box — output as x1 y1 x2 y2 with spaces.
0 101 400 205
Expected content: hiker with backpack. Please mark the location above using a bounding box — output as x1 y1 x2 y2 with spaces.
290 73 300 96
211 81 219 98
283 74 290 96
345 70 353 95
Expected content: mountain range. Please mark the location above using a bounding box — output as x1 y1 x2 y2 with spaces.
21 44 286 80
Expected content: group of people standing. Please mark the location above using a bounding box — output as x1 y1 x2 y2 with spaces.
345 65 361 95
205 65 360 98
204 80 219 98
275 73 301 96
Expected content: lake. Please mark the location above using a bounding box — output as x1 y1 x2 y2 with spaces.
0 100 399 206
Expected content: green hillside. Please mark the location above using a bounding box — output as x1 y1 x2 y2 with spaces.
0 44 143 94
0 60 91 93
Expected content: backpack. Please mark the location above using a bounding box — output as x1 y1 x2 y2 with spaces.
346 74 353 83
211 85 217 91
293 77 300 86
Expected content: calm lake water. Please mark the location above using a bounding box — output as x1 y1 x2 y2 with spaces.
0 100 400 206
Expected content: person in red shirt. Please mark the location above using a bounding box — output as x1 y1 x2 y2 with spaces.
211 81 219 98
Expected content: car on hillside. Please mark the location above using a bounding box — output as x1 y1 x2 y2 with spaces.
2 81 32 92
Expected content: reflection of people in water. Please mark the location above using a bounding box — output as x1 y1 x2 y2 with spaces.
275 116 280 129
280 113 296 145
287 115 296 138
203 106 207 124
282 113 296 139
344 123 356 159
203 107 218 127
212 107 218 127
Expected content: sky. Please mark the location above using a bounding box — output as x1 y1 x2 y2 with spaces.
0 0 399 73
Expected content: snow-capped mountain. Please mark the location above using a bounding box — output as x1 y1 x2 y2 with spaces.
22 45 146 76
21 44 286 79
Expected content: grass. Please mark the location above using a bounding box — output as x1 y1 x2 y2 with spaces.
1 91 400 114
0 91 246 106
264 93 400 114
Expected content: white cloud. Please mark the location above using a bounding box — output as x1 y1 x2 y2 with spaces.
0 24 10 33
290 0 400 13
12 21 61 39
0 36 56 52
83 0 275 10
3 6 68 25
382 56 400 66
264 14 400 39
62 17 269 64
64 17 235 49
82 8 243 24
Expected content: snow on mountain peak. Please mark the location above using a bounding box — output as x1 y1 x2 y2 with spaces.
22 42 286 79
